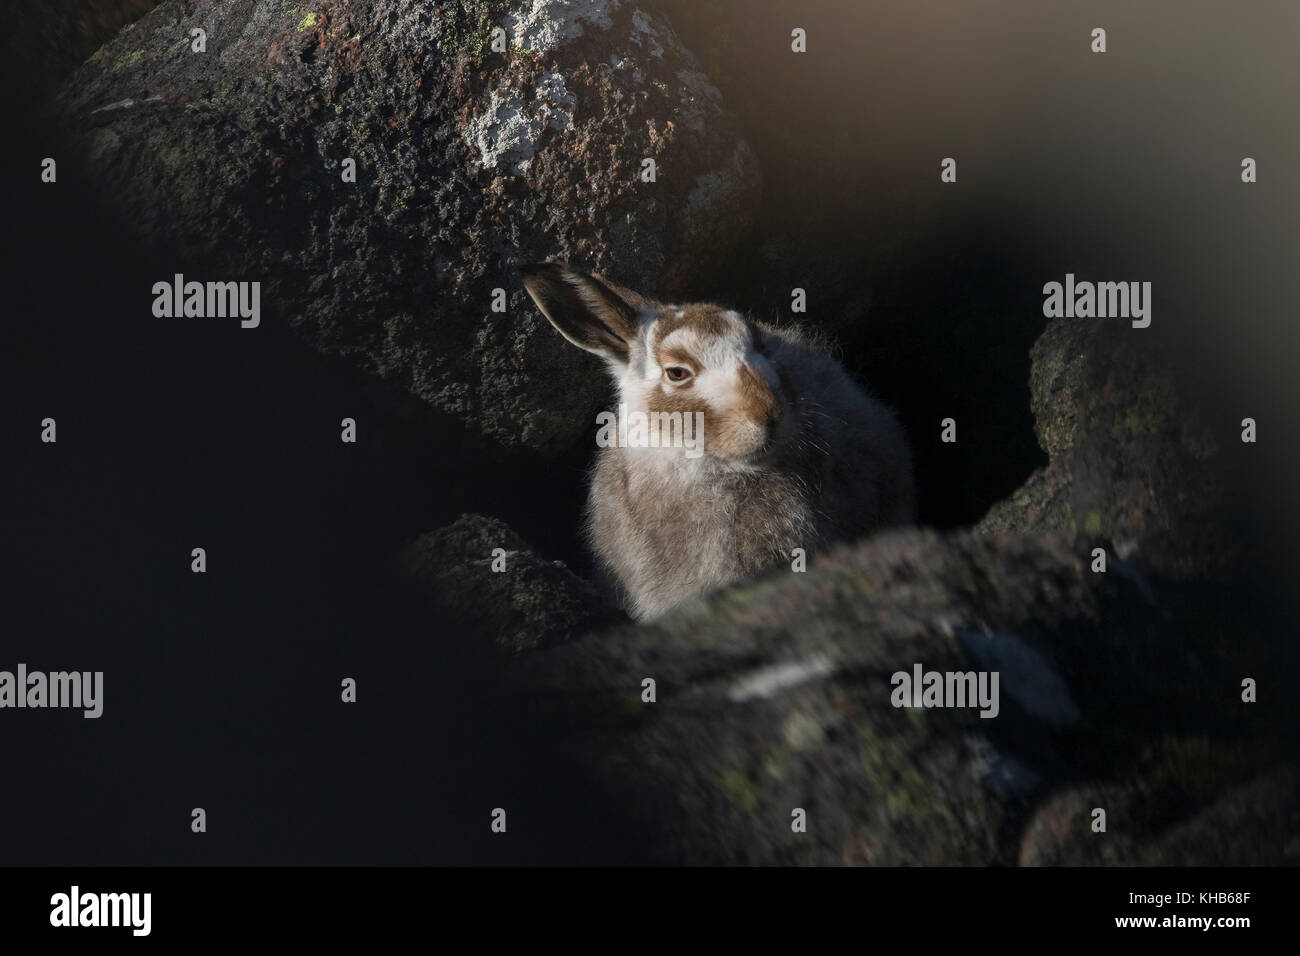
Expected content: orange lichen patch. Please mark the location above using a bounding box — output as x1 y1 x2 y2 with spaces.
266 1 361 73
333 33 362 71
268 154 286 189
646 118 677 149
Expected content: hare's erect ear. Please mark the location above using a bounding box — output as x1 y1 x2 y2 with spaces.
521 262 641 366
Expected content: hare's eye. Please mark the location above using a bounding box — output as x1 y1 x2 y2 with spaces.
664 366 692 383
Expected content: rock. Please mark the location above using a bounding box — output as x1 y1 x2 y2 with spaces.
1017 782 1181 866
516 526 1271 865
496 305 1282 864
979 318 1230 580
1021 766 1300 865
399 513 623 653
55 0 760 457
1137 765 1300 865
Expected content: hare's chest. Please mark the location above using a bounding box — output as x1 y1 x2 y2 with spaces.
624 467 810 570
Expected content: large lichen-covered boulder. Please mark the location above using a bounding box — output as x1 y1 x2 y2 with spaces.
55 0 760 455
978 318 1230 580
517 527 1275 865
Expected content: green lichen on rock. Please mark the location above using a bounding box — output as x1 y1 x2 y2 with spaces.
1109 369 1177 440
510 514 1293 864
112 47 144 70
438 0 512 59
519 529 1163 863
851 715 992 864
979 315 1234 580
716 769 759 814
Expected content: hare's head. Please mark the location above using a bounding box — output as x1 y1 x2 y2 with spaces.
522 263 788 464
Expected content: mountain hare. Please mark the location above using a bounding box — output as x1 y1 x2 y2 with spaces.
522 262 915 621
